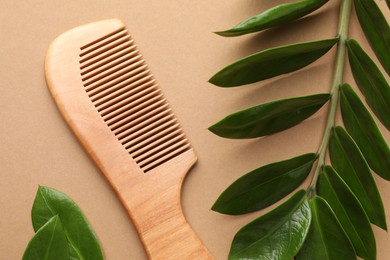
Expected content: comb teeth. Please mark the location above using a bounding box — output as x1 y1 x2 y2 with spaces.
79 27 191 173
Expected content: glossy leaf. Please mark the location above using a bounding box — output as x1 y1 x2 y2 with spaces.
212 153 316 215
340 84 390 180
22 216 69 260
31 186 104 260
209 93 330 139
209 38 338 87
216 0 328 37
295 196 356 260
347 39 390 130
229 190 310 260
354 0 390 75
330 126 387 230
318 166 376 260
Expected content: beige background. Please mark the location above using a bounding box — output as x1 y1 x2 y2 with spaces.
1 1 389 259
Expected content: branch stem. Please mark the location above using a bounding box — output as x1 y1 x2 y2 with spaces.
307 0 352 198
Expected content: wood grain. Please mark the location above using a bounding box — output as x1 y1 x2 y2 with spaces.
45 19 213 260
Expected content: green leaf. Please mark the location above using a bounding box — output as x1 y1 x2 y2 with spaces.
209 93 330 139
209 38 338 87
295 196 356 260
31 186 104 260
354 0 390 75
347 39 390 130
318 166 376 260
330 126 387 230
340 84 390 180
215 0 329 37
212 153 316 215
22 216 69 260
229 190 311 260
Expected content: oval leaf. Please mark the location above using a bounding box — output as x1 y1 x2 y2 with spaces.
340 84 390 180
347 39 390 130
354 0 390 75
209 38 338 87
31 186 104 260
212 153 316 215
229 190 311 260
216 0 329 37
318 166 376 260
330 126 387 230
209 93 330 139
296 196 356 260
23 216 69 260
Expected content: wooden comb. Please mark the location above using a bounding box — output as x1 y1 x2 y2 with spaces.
45 19 213 259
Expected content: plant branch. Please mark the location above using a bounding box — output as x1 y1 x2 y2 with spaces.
307 0 352 198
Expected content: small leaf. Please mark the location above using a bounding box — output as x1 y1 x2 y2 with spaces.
209 38 338 87
340 84 390 180
354 0 390 75
216 0 329 37
347 39 390 130
212 153 316 215
22 216 69 260
295 196 356 260
209 93 330 139
229 190 311 260
32 186 104 260
318 166 376 260
330 126 387 230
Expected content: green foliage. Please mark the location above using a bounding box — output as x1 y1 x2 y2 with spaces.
209 94 330 138
215 0 329 37
23 186 104 260
212 153 316 214
209 38 337 87
23 216 69 260
340 84 390 181
209 0 389 259
329 126 386 230
354 0 390 75
347 39 390 130
295 196 356 260
229 190 311 260
318 166 376 259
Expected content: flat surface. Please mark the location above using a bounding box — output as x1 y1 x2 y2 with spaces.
1 1 389 259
